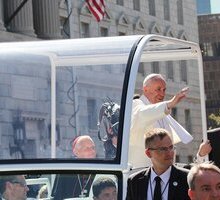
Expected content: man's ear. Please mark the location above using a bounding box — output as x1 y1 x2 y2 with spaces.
73 148 78 157
143 86 148 93
188 189 194 200
6 181 14 190
145 148 152 158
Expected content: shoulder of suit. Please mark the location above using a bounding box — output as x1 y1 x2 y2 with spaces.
172 165 189 174
128 167 150 179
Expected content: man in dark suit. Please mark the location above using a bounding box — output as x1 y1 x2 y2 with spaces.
126 128 190 200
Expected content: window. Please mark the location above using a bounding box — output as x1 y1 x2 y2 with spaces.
87 99 97 130
201 42 220 57
200 43 213 56
185 109 192 133
118 32 126 36
212 42 220 56
180 60 187 83
151 62 159 73
164 0 170 20
104 64 112 73
25 139 37 159
100 27 108 37
149 0 156 16
133 0 140 11
81 22 90 38
117 0 123 6
176 155 180 162
188 155 193 163
121 64 126 73
166 61 174 80
138 63 145 76
177 0 184 25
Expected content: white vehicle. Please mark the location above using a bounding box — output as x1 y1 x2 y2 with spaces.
0 35 206 199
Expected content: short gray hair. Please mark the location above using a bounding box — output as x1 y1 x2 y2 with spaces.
187 162 220 190
143 73 165 87
0 175 20 193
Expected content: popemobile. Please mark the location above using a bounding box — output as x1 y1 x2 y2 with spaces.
0 34 208 199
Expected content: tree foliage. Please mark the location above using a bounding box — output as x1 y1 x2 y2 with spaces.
209 110 220 127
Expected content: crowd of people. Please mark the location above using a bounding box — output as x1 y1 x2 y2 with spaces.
1 160 219 200
0 175 118 200
126 129 220 200
126 73 216 200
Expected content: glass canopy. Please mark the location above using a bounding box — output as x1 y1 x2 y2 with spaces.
0 34 205 200
0 35 205 169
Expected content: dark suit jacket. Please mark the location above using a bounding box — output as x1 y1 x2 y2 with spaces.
126 165 190 200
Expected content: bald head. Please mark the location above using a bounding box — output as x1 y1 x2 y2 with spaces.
72 135 96 158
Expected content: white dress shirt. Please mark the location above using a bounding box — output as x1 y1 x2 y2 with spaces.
147 166 171 200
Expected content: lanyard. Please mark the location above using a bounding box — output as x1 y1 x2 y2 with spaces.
149 177 170 200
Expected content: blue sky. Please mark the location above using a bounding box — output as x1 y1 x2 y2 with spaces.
211 0 220 13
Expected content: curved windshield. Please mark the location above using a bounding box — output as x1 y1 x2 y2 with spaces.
0 35 141 163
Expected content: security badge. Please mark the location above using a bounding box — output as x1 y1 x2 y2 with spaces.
173 181 178 186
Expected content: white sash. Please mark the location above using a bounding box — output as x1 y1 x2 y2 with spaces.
156 115 193 144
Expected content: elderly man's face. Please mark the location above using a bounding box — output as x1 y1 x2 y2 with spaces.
143 79 166 104
188 170 220 200
74 137 96 158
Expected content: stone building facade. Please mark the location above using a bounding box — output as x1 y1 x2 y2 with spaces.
198 14 220 128
0 0 201 163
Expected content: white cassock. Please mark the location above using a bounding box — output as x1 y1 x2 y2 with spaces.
129 95 193 168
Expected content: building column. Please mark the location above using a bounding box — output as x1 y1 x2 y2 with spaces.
33 0 61 39
4 0 36 36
